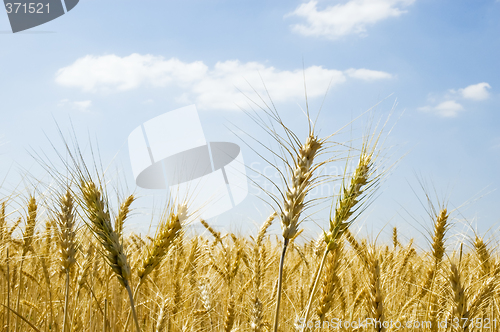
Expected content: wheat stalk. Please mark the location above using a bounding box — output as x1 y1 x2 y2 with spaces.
474 236 491 277
397 208 449 323
15 196 37 332
302 148 375 329
251 212 276 332
55 190 77 332
137 205 184 282
80 181 140 332
274 133 323 332
315 245 341 321
115 195 134 240
368 256 385 332
123 203 185 331
224 295 236 332
155 297 168 332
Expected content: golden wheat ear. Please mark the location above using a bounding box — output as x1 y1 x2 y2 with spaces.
80 181 131 287
14 195 38 332
302 143 379 329
79 181 141 332
431 208 449 266
137 203 185 282
22 196 37 256
474 235 492 277
54 189 77 332
315 244 342 321
368 254 385 332
115 194 135 240
0 201 6 245
273 132 326 332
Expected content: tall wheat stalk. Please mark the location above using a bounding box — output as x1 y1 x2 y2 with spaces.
6 247 10 332
80 181 141 332
55 190 77 332
251 212 275 332
122 203 185 331
302 145 376 329
397 207 449 322
273 132 323 332
14 196 37 332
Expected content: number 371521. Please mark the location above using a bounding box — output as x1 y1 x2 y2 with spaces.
5 3 49 14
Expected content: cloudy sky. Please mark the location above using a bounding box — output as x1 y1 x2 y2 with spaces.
1 0 499 245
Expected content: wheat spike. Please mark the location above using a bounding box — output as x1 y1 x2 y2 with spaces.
56 190 78 274
315 246 341 321
449 263 468 328
155 297 169 332
0 201 6 244
281 134 322 240
393 227 399 249
344 229 369 268
22 196 38 256
368 256 385 332
200 218 222 246
80 181 141 332
81 181 131 287
474 235 491 277
250 298 264 332
325 152 373 251
76 244 94 296
223 296 236 332
138 204 185 281
115 194 135 239
14 195 38 332
431 208 449 266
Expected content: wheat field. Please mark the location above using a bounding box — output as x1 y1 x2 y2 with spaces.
0 194 498 332
0 111 498 332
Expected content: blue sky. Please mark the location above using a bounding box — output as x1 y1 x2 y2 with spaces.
1 0 499 247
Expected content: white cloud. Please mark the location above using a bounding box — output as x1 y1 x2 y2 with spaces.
191 61 346 110
287 0 415 39
418 100 464 118
55 54 207 92
459 82 491 101
433 100 464 117
345 68 392 80
56 54 392 111
419 82 491 117
58 99 92 112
